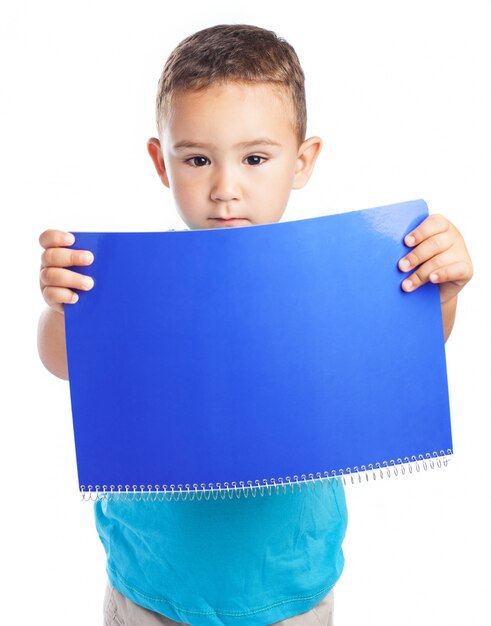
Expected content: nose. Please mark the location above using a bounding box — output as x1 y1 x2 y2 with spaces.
210 165 241 203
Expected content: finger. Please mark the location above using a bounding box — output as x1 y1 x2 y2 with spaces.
42 286 80 310
401 250 454 292
40 267 95 291
398 230 454 272
41 247 94 269
428 261 474 285
39 229 75 249
403 214 451 247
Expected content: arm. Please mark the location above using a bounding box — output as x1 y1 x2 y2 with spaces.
441 295 457 343
397 214 473 343
38 307 69 380
38 229 94 380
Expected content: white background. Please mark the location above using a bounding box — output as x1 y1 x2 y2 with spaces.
1 1 490 625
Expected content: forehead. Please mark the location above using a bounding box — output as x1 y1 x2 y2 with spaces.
162 82 297 144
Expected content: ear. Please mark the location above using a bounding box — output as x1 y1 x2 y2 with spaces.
147 137 170 188
292 136 323 190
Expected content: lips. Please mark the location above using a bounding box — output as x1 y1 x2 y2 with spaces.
212 217 245 222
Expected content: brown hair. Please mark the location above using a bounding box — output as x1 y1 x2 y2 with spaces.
155 24 307 144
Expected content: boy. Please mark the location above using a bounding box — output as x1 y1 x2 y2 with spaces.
38 24 473 626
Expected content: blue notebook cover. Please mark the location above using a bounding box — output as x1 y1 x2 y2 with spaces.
64 199 452 495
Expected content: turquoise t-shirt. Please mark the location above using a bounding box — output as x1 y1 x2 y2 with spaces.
95 480 347 625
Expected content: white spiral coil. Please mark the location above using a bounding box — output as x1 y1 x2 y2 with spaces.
80 449 452 502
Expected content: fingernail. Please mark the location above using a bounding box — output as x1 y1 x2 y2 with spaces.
64 233 75 245
402 279 413 291
71 292 79 303
399 259 411 271
429 273 438 282
81 277 94 289
80 252 94 264
405 235 415 246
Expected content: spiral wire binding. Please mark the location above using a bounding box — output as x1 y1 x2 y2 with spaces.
80 449 453 502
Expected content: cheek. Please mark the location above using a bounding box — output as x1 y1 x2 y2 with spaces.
256 164 294 205
174 186 199 210
168 167 202 204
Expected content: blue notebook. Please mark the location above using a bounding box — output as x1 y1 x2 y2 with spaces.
64 199 452 498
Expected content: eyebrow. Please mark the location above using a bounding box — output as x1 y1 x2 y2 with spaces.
238 139 282 149
173 138 282 151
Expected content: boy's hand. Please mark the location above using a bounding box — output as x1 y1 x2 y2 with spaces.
398 214 473 304
39 229 94 314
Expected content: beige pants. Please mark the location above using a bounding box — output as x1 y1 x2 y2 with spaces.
103 581 334 626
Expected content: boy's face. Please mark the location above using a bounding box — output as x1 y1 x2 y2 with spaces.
147 82 322 230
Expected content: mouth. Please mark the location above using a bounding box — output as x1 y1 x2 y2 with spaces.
210 217 247 224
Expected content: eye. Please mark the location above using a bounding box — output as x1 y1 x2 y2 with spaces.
245 155 266 166
186 156 210 167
